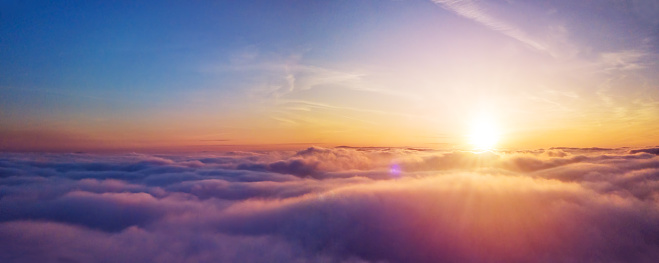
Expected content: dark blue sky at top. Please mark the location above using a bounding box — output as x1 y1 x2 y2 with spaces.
3 0 655 98
0 0 448 124
1 0 424 90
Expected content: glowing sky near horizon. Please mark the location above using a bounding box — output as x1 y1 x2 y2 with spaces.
1 0 659 151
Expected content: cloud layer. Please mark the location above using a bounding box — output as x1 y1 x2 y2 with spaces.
1 147 659 262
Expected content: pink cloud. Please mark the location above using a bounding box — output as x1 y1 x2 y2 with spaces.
1 147 659 262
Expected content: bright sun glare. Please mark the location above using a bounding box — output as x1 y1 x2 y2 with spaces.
468 118 499 150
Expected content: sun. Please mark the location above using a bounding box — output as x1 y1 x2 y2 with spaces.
468 117 500 150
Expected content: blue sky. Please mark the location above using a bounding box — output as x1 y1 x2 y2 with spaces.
1 0 658 150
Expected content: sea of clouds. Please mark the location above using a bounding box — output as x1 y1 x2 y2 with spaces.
1 146 659 262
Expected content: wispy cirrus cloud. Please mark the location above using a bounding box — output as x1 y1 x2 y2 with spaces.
431 0 547 52
599 49 654 71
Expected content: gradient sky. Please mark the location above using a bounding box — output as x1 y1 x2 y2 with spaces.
1 0 658 151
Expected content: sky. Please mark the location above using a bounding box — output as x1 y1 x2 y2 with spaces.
1 0 659 151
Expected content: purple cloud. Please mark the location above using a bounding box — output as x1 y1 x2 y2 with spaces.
1 147 659 262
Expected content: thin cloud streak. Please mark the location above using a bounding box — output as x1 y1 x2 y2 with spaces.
432 0 547 53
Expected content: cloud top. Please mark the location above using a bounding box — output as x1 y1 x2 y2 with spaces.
1 147 659 262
